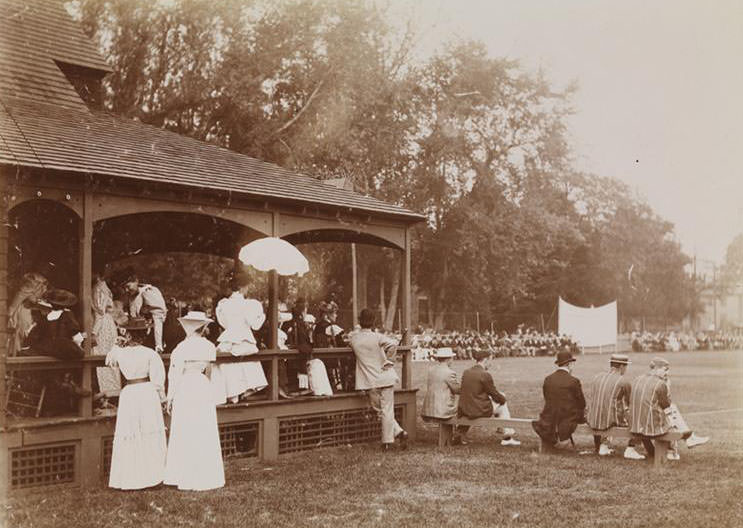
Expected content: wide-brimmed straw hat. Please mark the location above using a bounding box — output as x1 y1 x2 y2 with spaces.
178 311 213 325
45 289 78 307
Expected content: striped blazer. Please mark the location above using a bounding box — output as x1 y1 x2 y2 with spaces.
587 370 631 430
629 372 671 436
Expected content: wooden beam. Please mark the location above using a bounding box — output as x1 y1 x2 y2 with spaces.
351 243 358 327
78 191 93 417
269 211 280 400
401 226 412 390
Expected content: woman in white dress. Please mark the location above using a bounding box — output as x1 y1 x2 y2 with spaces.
107 318 167 490
212 286 268 404
164 311 225 491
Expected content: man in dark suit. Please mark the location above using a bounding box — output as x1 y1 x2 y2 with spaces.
532 350 586 452
457 349 520 446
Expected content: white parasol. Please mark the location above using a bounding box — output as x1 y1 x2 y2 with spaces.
238 237 309 276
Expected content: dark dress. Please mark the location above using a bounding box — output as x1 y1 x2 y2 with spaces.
29 309 84 360
532 369 586 445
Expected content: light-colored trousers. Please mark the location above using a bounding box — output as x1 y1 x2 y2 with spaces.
492 401 516 437
368 386 403 444
151 310 165 352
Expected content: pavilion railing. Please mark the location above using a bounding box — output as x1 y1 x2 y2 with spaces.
2 346 414 422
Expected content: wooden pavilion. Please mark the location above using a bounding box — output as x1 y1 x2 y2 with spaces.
0 0 423 491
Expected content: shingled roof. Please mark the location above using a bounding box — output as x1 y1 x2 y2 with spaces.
0 0 423 223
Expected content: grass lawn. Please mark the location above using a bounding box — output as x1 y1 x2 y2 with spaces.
4 350 743 528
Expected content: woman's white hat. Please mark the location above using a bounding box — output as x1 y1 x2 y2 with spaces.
433 347 455 359
177 310 213 324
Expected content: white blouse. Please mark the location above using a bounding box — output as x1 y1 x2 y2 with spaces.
105 345 166 398
167 336 217 401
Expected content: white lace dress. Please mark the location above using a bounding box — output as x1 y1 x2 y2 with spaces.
106 345 167 490
212 293 268 403
164 336 225 491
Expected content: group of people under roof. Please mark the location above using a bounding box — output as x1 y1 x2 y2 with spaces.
6 270 360 417
412 328 580 360
8 268 412 490
422 347 709 461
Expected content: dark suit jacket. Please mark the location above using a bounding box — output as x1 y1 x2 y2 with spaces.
457 364 507 419
29 310 84 360
532 368 586 444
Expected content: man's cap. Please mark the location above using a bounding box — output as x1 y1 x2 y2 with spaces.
472 349 491 361
609 353 631 365
555 350 576 366
650 356 669 368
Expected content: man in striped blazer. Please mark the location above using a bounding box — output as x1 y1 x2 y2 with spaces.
587 354 645 459
629 357 672 458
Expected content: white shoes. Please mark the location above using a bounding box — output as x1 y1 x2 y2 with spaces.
666 451 680 461
501 437 521 446
624 446 646 460
598 444 614 456
686 433 710 448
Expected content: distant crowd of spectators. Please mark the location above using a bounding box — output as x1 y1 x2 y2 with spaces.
411 328 578 360
630 330 743 352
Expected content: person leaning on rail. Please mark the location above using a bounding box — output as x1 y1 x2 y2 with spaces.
349 308 408 451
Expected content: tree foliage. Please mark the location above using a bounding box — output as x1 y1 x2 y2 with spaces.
74 0 698 330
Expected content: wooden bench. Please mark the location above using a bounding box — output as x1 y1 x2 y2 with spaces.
434 417 685 468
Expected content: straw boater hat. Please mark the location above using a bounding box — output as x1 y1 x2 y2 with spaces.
609 353 631 365
433 347 455 359
178 311 213 333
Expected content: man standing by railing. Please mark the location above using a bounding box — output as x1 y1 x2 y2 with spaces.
350 308 408 451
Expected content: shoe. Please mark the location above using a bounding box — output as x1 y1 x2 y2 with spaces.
624 447 646 460
686 433 710 448
666 451 680 461
501 437 521 447
451 435 468 446
598 444 613 456
396 430 409 450
381 443 393 452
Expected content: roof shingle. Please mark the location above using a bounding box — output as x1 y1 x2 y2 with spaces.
0 0 422 222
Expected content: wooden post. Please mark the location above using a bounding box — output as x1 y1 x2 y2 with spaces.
351 243 358 327
0 171 8 431
262 417 280 461
476 312 480 332
268 211 280 401
79 190 93 417
400 227 412 390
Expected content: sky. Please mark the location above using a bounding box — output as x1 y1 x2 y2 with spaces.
397 0 743 266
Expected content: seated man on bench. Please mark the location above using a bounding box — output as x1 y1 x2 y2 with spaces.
456 349 520 446
532 350 586 452
630 357 709 460
586 353 645 459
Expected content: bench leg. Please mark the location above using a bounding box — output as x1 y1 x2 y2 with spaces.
654 439 669 469
439 424 453 448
